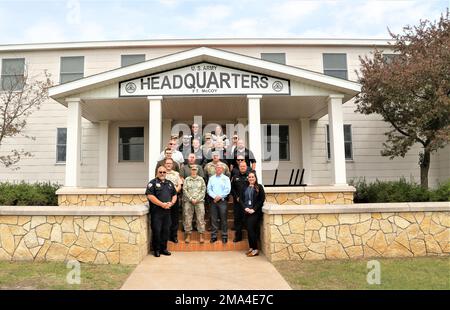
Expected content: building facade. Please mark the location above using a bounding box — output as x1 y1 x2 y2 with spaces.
0 39 448 191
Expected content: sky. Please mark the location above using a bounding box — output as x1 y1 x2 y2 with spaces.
0 0 448 44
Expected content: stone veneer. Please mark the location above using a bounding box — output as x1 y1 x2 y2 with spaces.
0 206 148 264
57 186 355 206
262 202 449 261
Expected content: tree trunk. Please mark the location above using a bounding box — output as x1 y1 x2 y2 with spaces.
420 149 430 189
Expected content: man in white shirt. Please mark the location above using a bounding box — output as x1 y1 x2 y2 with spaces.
159 138 184 166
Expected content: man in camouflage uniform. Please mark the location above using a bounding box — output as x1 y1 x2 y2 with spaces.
204 151 230 180
164 158 182 243
183 165 206 243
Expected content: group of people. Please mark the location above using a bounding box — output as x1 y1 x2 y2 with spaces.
145 124 265 258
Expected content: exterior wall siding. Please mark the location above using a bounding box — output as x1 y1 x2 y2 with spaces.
0 43 449 188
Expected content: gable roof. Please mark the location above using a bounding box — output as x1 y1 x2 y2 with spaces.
49 46 361 100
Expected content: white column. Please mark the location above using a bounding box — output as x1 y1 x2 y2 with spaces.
327 94 347 185
162 118 172 150
65 98 82 187
247 95 263 182
148 96 163 180
300 118 312 185
98 120 109 187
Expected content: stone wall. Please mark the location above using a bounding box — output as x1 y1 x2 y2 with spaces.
0 206 149 264
262 202 449 261
265 186 355 205
58 194 147 206
56 186 355 206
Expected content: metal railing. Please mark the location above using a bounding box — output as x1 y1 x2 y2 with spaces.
265 168 307 187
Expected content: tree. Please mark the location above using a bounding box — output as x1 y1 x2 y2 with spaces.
0 65 52 168
356 10 450 189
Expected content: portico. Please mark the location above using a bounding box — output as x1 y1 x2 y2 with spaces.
49 47 360 205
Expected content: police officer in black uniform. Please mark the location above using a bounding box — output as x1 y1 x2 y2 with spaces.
230 160 251 242
146 166 177 257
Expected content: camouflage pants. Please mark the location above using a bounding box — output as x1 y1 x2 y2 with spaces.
183 201 206 233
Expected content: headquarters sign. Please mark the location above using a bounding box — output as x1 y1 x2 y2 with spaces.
119 62 290 96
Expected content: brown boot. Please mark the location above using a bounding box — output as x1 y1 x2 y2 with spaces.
185 233 191 244
199 233 204 244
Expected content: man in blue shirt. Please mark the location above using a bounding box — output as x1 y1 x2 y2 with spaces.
207 165 231 243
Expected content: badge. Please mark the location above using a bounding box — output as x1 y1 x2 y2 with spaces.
156 183 161 188
147 183 153 189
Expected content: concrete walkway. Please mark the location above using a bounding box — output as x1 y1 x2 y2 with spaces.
121 251 291 290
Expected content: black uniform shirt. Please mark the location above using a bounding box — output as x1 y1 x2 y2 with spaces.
145 178 177 210
231 171 249 198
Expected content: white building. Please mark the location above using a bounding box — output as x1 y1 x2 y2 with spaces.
0 38 448 191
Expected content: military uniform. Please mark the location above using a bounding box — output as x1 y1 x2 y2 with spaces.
146 178 177 252
204 161 230 179
231 170 249 241
183 175 206 233
180 163 205 179
165 170 182 241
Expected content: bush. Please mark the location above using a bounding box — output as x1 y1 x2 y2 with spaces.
349 178 449 203
0 182 61 206
430 180 450 202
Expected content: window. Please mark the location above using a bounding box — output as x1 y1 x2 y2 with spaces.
121 54 145 67
326 124 353 160
383 54 398 64
56 128 67 163
323 53 348 79
60 56 84 84
261 53 286 65
1 58 25 91
263 124 290 161
119 127 144 162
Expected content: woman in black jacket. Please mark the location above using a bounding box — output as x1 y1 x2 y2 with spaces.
239 171 265 257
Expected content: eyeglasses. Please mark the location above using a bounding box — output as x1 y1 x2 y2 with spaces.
205 137 211 140
158 171 167 174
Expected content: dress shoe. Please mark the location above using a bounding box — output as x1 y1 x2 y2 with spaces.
170 237 179 243
233 237 242 242
247 249 259 257
210 237 217 243
222 238 228 244
154 250 160 257
160 250 171 256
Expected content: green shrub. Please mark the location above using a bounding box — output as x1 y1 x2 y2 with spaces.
0 182 61 206
349 178 446 203
430 180 450 202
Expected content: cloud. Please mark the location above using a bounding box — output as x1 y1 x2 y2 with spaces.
23 21 67 43
177 4 233 32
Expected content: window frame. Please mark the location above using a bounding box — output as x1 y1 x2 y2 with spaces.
262 124 290 162
118 126 145 162
322 53 348 80
121 54 146 67
1 58 25 91
60 56 84 84
56 127 67 163
326 124 353 161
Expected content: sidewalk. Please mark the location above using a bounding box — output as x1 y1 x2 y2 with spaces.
121 251 291 290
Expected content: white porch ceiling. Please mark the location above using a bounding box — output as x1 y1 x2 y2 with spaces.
80 95 331 122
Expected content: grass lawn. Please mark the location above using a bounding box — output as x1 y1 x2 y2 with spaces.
0 261 135 290
273 256 450 290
